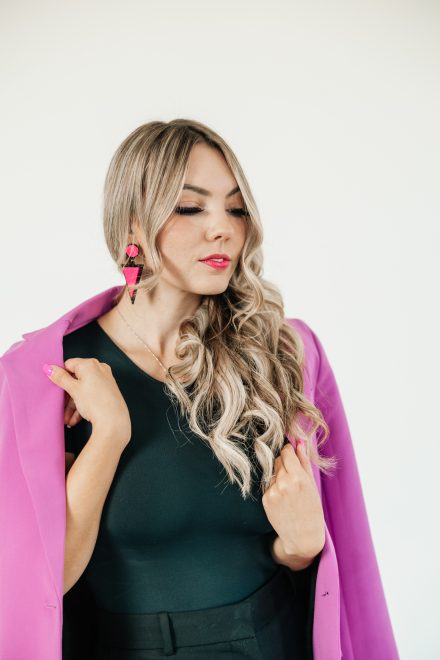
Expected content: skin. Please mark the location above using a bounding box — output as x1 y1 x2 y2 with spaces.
93 141 247 381
265 440 325 570
62 141 325 569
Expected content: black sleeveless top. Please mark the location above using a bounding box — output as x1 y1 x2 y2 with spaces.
63 318 284 614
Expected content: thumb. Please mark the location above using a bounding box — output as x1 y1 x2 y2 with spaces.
42 362 76 397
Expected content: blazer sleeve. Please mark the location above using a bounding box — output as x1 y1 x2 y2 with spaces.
309 326 400 660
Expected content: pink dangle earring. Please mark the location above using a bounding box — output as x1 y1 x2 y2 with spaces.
121 236 144 304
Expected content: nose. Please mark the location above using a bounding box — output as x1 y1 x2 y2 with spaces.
205 210 236 242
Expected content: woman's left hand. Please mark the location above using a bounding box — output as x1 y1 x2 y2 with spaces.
262 439 325 559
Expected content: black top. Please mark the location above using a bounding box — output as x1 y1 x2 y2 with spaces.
63 318 284 614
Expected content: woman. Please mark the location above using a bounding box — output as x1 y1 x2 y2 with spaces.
0 119 399 660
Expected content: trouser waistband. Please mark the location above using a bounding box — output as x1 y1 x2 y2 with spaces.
95 566 294 655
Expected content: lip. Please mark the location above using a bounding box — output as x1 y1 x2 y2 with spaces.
199 258 230 270
199 253 231 261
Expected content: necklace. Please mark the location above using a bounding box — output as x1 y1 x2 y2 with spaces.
115 305 168 375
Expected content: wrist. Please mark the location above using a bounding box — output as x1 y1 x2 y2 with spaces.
270 535 320 572
91 424 130 449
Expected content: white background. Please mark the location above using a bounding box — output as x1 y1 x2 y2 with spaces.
1 1 439 657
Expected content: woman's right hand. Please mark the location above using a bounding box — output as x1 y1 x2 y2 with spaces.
45 357 132 446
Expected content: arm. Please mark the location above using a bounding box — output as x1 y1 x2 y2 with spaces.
64 428 128 594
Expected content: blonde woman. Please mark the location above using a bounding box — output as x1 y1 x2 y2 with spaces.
0 119 399 660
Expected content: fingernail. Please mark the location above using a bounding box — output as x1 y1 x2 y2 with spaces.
42 363 54 377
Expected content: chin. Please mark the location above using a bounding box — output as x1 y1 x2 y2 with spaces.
195 282 230 296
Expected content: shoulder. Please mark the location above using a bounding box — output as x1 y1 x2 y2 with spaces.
0 315 71 407
284 317 322 394
0 284 122 404
0 358 15 435
284 317 321 361
0 357 11 396
0 341 26 391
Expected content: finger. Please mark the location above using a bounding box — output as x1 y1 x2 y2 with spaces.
67 409 83 427
63 357 85 376
272 454 287 476
296 440 315 479
43 363 77 397
278 440 301 472
64 396 76 422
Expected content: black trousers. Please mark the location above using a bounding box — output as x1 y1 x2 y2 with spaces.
63 557 319 659
87 566 309 659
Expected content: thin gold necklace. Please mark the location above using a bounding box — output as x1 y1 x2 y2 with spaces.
115 305 168 375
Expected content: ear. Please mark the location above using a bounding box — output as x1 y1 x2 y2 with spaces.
129 218 146 254
130 217 140 237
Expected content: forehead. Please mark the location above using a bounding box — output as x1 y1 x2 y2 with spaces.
183 143 239 195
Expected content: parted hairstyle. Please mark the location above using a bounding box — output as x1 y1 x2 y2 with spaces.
102 118 337 500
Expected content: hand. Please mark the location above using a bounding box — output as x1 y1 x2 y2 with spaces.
262 439 325 559
64 392 83 428
45 358 132 445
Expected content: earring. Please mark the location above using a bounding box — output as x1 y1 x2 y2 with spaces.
121 239 144 304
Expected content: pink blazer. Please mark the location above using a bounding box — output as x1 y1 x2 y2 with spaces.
0 284 399 659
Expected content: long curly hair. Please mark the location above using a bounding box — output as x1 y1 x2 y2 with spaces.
102 118 337 499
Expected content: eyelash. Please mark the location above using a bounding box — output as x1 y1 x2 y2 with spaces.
175 206 249 217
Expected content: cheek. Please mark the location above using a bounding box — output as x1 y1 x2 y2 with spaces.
239 224 247 246
235 225 247 255
158 220 199 260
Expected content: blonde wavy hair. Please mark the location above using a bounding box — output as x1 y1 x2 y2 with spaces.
102 118 337 500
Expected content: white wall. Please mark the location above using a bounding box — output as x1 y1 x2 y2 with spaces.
1 1 438 657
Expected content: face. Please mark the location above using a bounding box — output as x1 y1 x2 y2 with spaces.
134 142 248 299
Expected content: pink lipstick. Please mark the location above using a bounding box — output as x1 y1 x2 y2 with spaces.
199 253 231 270
199 258 229 270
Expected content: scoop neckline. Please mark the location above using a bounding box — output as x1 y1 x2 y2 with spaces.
92 318 169 387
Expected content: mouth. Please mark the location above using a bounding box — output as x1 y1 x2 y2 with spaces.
198 257 230 270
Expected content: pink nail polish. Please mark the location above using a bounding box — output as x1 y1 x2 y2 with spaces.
42 363 54 377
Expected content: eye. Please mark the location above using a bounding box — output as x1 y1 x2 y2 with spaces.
175 206 249 217
175 206 203 215
229 208 249 217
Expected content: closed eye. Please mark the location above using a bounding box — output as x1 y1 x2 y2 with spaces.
175 207 249 217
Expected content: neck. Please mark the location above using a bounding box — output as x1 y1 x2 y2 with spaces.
115 285 202 357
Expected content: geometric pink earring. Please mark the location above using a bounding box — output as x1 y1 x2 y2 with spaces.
121 241 144 304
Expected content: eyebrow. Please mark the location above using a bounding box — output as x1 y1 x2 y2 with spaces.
182 184 241 198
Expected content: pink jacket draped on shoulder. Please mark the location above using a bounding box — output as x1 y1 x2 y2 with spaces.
0 284 399 659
